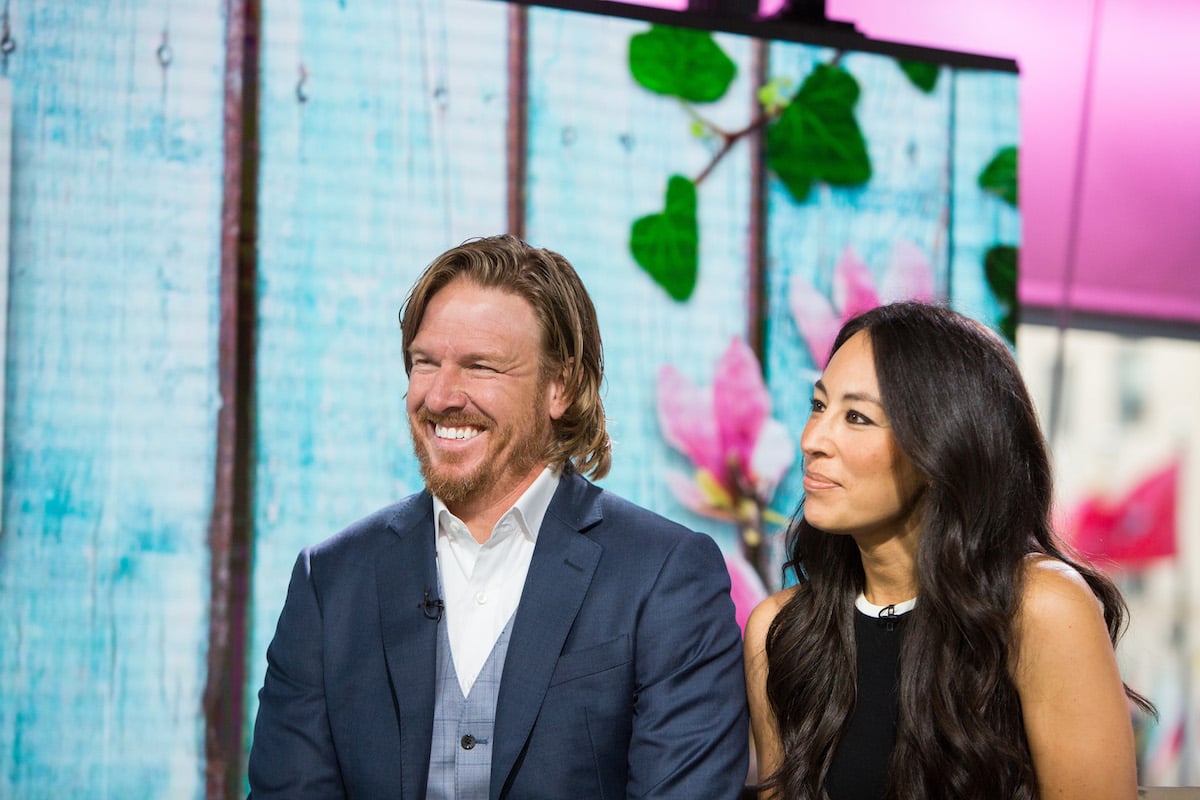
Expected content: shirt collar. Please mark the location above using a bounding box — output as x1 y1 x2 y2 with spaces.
432 466 561 544
855 592 917 616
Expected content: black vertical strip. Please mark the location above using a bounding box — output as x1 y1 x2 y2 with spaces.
740 39 773 592
506 4 529 239
205 0 259 798
747 39 770 361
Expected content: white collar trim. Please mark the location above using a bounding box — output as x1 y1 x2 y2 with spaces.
855 592 917 616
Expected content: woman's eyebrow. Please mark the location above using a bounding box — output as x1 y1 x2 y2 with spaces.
813 380 883 406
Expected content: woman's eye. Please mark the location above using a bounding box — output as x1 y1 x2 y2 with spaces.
809 397 825 412
846 410 873 425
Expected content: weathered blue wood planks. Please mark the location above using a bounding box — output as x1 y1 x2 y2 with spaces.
246 0 511 747
0 1 227 797
0 2 1020 797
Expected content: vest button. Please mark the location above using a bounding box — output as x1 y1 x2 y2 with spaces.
460 734 476 750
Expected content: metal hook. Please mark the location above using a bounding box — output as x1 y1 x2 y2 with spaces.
156 23 173 154
156 31 173 69
0 2 17 75
296 63 309 104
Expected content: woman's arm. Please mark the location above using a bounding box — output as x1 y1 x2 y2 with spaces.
744 589 795 800
1012 558 1139 799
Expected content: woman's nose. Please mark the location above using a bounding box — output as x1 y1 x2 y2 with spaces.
799 414 829 459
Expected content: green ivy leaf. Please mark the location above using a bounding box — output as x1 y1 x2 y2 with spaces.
985 244 1019 342
629 25 737 103
765 64 872 203
898 59 939 93
979 146 1019 207
630 175 699 302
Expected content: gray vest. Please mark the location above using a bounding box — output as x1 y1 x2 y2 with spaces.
426 614 515 800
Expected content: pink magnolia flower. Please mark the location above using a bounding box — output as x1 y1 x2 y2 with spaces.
657 337 795 523
789 241 935 368
725 550 769 635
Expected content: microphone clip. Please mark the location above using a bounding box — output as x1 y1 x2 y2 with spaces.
877 603 897 632
420 586 444 622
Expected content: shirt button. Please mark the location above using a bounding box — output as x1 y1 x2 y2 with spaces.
474 591 488 606
460 734 476 750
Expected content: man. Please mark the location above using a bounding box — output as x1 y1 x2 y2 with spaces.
247 235 748 799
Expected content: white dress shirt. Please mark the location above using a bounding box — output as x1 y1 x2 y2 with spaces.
433 467 560 695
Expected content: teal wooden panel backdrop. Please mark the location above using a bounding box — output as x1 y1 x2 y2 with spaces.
0 0 1019 796
247 0 511 736
0 1 227 796
524 8 755 545
949 69 1020 321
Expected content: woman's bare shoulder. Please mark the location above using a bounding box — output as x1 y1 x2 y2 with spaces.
1012 554 1115 686
1017 555 1104 630
745 586 801 652
1011 559 1136 797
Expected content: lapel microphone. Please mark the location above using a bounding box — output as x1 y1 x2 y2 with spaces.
420 586 444 622
877 603 897 632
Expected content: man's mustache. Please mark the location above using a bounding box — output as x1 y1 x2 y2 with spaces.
415 408 490 430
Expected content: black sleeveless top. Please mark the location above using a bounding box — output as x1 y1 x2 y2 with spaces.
824 606 907 800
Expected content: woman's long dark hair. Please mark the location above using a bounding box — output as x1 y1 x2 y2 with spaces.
764 302 1152 799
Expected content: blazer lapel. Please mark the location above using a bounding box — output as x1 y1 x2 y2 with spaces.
376 493 439 800
489 473 604 800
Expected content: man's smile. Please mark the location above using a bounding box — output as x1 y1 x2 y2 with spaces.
434 424 483 441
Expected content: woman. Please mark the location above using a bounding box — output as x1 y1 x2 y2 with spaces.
745 302 1152 800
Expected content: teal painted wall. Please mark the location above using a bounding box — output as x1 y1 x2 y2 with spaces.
0 1 1018 796
0 1 226 796
248 0 513 737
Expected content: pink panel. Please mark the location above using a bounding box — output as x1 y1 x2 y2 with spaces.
1067 0 1200 322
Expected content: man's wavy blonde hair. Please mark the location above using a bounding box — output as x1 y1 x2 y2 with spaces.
399 235 611 479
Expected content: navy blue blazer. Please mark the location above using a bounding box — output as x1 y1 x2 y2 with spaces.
247 471 749 799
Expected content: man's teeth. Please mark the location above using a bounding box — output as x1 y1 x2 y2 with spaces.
435 425 481 440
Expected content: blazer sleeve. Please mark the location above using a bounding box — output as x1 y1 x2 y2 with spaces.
247 550 346 799
626 530 749 799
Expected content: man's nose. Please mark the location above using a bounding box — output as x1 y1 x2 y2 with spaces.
423 365 468 412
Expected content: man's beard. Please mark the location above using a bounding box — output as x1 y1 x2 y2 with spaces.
410 393 551 506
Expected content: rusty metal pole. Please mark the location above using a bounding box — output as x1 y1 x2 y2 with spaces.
204 0 259 797
506 4 529 240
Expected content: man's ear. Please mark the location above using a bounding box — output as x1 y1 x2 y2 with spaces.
547 360 572 420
